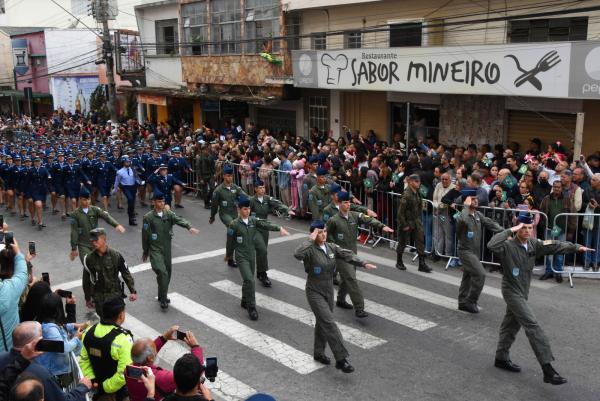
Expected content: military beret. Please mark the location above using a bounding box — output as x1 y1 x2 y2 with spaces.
89 227 106 241
238 195 250 208
310 220 325 232
337 191 350 202
255 178 265 187
102 296 126 320
152 190 165 201
223 165 234 175
79 187 91 199
329 183 342 194
517 212 534 224
316 166 328 176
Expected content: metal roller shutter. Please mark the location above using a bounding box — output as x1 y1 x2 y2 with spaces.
507 110 576 153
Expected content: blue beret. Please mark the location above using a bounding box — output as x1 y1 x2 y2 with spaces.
316 166 328 176
310 220 325 232
518 212 534 224
79 187 91 198
337 191 350 201
244 394 276 401
223 165 234 175
238 195 250 208
152 190 165 201
329 183 342 194
255 178 265 187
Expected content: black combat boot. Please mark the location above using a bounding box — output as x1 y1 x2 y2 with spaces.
395 253 406 270
542 363 567 385
418 256 432 273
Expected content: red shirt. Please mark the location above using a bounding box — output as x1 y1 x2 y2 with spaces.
126 336 204 401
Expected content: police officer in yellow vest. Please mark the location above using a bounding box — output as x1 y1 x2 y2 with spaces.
80 297 133 401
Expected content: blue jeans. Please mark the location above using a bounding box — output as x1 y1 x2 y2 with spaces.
545 229 565 273
584 225 600 266
421 212 432 253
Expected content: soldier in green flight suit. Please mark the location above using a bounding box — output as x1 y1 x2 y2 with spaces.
142 191 200 310
210 164 247 267
69 187 125 308
228 195 290 321
308 167 331 221
249 178 295 287
487 213 593 385
83 228 138 318
322 184 377 223
294 220 377 374
195 143 216 209
396 174 432 273
326 191 393 318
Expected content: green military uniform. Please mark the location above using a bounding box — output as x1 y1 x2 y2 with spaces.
83 248 136 318
70 206 120 301
326 211 384 313
80 322 133 397
228 216 280 308
195 151 216 206
456 207 502 308
142 209 192 303
309 185 331 221
397 187 425 256
294 239 367 361
487 229 581 366
211 183 247 260
322 201 368 223
249 195 289 275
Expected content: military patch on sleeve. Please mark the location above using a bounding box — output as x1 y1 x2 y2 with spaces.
512 267 520 277
143 223 149 231
227 228 234 236
70 217 77 225
313 266 321 275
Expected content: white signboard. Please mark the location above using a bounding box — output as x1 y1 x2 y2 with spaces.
293 42 572 99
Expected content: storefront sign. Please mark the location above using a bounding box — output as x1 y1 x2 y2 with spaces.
137 94 167 106
293 42 596 99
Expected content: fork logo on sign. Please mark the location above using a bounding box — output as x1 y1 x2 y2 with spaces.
504 50 561 91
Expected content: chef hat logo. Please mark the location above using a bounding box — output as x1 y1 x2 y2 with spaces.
321 53 348 85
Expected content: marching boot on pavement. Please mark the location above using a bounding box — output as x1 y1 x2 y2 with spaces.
487 213 593 385
209 165 247 268
326 191 393 318
456 190 503 313
142 191 199 310
250 178 294 288
294 220 377 373
229 195 289 321
69 187 125 307
396 174 432 273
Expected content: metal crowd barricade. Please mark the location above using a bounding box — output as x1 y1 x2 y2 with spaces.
64 352 91 401
550 212 600 287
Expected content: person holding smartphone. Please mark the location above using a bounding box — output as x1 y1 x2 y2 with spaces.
161 354 213 401
0 237 28 351
127 326 204 401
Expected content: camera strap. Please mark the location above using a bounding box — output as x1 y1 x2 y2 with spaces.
0 316 8 351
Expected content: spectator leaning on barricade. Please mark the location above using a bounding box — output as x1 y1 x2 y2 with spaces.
539 181 571 283
583 173 600 271
127 327 204 401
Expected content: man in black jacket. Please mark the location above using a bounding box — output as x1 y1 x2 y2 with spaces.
0 322 91 401
163 354 213 401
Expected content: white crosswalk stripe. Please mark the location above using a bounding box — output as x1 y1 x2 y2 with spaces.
268 270 437 331
168 292 324 374
210 279 387 349
123 314 256 401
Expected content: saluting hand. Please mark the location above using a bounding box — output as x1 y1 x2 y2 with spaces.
511 223 524 233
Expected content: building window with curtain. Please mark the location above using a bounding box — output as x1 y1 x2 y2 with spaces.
182 2 209 55
212 0 242 54
245 0 280 54
308 96 329 135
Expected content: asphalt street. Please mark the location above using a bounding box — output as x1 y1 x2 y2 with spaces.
9 194 600 401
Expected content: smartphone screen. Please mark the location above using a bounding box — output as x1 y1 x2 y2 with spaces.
28 241 36 255
42 272 50 284
57 289 72 298
4 231 13 245
205 357 218 381
0 215 4 228
35 339 64 353
176 330 187 341
125 366 144 379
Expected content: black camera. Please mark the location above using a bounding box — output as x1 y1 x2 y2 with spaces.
204 357 218 382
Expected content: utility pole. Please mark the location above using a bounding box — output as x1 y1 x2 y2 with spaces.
93 0 118 122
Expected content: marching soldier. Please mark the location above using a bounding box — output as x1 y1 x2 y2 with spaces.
396 174 432 273
294 220 376 373
322 184 376 223
195 144 216 209
487 213 593 385
456 191 503 313
308 167 331 222
147 164 184 209
326 191 393 318
83 228 137 318
209 164 247 268
27 156 51 230
228 195 289 320
142 191 199 310
249 178 294 287
94 152 118 211
70 187 125 307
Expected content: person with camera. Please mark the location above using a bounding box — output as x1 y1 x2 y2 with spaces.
0 335 42 401
0 237 29 352
142 191 199 310
69 187 125 307
83 229 137 319
0 321 92 401
127 327 204 401
162 354 213 401
294 220 376 373
80 297 134 401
